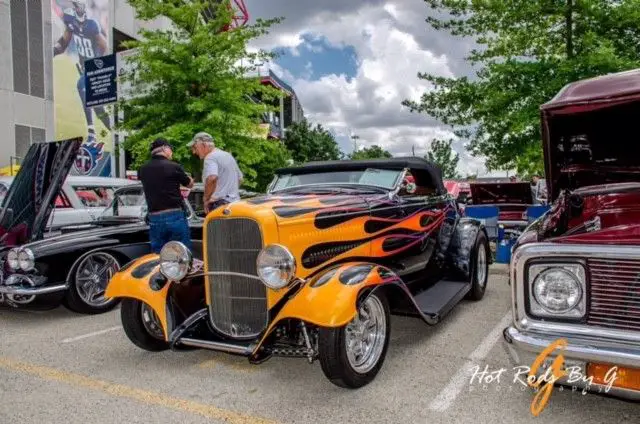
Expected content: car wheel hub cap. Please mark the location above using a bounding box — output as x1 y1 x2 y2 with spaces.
141 303 164 340
477 245 487 287
345 296 386 374
75 253 120 308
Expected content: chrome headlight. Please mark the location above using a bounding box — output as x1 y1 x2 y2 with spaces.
6 248 19 270
18 248 35 271
529 264 586 318
256 244 296 289
159 242 192 281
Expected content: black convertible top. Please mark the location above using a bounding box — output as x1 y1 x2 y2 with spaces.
276 157 446 193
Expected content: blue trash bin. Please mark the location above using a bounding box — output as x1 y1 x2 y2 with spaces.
496 237 516 263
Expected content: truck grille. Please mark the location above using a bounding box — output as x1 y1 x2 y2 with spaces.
206 218 267 339
587 258 640 331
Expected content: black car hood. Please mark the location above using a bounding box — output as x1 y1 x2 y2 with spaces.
18 222 148 258
0 138 81 247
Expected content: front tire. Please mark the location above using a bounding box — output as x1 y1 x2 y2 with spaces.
64 251 122 314
120 299 169 352
466 230 489 301
318 292 390 388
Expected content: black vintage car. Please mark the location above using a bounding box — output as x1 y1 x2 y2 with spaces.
0 138 203 314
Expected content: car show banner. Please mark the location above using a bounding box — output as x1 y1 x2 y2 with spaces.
84 53 118 108
52 0 113 177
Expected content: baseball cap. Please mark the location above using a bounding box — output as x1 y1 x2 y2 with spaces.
150 138 173 152
187 132 214 148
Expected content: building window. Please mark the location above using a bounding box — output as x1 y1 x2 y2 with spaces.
10 0 45 98
15 125 45 162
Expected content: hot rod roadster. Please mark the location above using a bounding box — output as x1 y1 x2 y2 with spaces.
107 158 491 388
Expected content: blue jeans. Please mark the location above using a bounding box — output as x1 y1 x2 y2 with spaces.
148 210 192 254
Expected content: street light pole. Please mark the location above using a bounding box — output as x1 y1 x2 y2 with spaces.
351 134 360 152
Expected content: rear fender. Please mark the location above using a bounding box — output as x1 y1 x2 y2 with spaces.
252 262 406 356
448 217 490 278
105 254 171 340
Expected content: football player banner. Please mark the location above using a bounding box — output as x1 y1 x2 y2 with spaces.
52 0 113 177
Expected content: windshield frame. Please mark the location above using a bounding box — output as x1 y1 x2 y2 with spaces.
267 167 406 194
98 186 148 220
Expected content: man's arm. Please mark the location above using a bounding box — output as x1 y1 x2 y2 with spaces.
176 165 194 188
203 158 219 212
95 32 108 56
53 29 72 56
204 175 218 212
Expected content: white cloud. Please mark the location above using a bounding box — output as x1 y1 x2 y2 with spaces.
246 0 496 176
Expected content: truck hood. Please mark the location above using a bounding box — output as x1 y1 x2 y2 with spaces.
469 182 533 205
541 70 640 201
0 138 81 247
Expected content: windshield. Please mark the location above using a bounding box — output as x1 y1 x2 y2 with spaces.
270 168 403 192
99 187 147 219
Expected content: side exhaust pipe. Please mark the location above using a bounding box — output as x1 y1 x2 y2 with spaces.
178 338 253 355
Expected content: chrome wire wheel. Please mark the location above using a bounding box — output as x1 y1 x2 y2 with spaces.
140 303 164 340
345 295 387 374
477 244 487 288
74 252 120 308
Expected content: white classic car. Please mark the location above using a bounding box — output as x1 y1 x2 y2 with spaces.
0 175 136 229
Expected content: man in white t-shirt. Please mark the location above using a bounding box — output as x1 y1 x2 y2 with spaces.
187 132 243 213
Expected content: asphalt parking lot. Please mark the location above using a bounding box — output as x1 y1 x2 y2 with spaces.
0 265 637 424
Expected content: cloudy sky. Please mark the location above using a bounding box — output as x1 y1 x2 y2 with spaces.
244 0 503 177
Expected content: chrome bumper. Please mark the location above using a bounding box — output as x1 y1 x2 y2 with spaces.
498 219 528 228
503 325 640 400
0 274 67 296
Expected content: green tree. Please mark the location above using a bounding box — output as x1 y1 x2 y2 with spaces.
349 145 393 160
403 0 640 175
283 119 343 164
252 140 292 193
425 138 460 179
116 0 284 189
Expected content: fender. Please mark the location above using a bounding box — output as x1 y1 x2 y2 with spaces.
447 217 490 278
105 254 171 339
252 262 409 357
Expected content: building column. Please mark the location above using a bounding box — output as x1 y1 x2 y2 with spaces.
279 92 285 137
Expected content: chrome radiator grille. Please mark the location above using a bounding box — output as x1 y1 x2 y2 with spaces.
587 258 640 331
206 218 267 339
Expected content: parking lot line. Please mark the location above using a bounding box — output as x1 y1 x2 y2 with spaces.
0 356 278 424
428 312 512 412
61 326 121 343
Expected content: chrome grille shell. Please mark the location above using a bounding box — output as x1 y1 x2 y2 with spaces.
205 218 267 339
587 258 640 331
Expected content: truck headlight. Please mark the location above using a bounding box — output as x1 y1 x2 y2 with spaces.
18 248 35 271
257 244 296 289
529 264 585 318
159 242 192 281
7 248 19 270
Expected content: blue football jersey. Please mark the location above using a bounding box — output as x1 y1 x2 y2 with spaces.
62 9 103 69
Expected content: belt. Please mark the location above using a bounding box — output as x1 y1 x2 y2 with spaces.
149 208 183 216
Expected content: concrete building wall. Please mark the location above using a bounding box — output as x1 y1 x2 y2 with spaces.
0 0 171 173
0 0 53 169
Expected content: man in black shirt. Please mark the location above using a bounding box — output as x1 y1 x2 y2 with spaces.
138 138 194 253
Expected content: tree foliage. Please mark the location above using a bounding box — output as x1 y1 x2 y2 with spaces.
283 119 343 164
404 0 640 175
425 138 460 179
349 145 393 160
116 0 286 189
